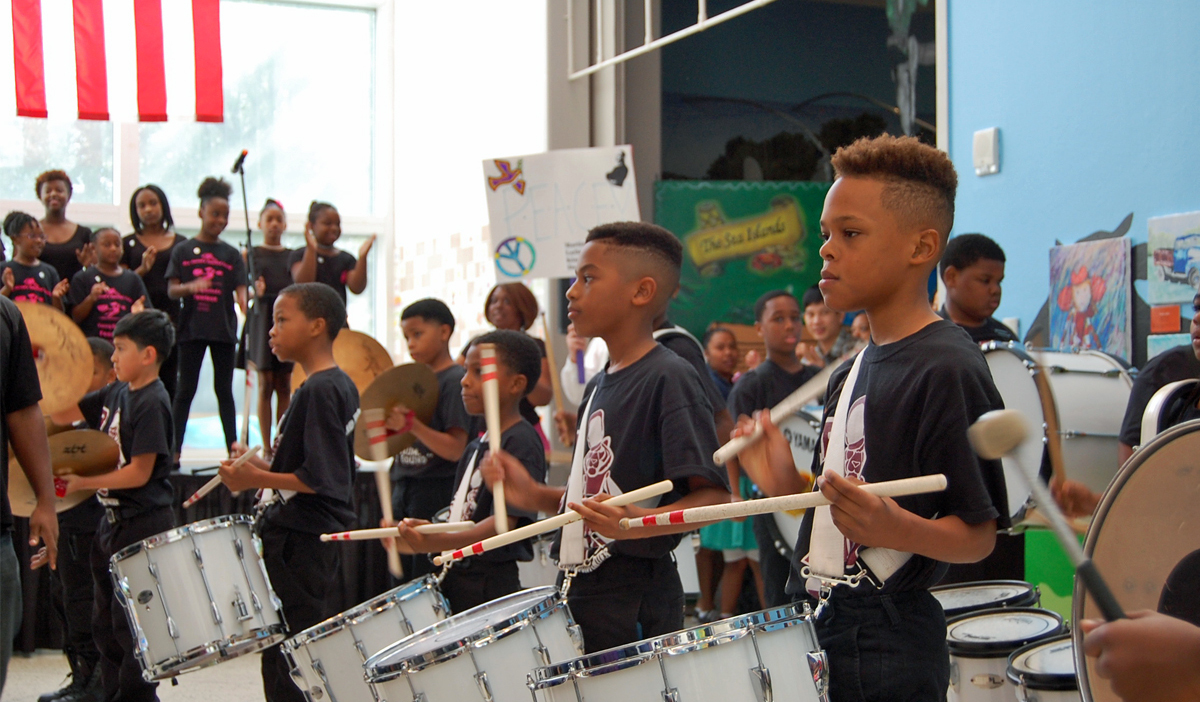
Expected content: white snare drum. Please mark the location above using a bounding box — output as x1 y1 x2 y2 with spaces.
764 411 820 558
519 534 560 589
282 576 449 702
931 580 1041 619
1007 635 1080 702
529 605 827 702
947 608 1065 702
365 587 583 702
110 515 286 679
981 343 1046 520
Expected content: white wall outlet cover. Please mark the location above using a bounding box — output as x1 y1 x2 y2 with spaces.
973 127 1000 176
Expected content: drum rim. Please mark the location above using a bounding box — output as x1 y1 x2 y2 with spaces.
930 580 1040 617
1071 417 1200 702
365 587 565 680
111 514 254 561
141 623 288 679
946 607 1065 657
530 639 660 688
283 575 446 650
1007 634 1077 691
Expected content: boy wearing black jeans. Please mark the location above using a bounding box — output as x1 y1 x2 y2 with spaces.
218 283 359 702
486 222 730 654
60 311 177 702
735 135 1009 701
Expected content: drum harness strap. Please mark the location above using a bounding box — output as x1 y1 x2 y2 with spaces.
800 349 915 618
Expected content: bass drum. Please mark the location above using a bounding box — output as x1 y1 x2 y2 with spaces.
762 411 820 559
980 344 1046 521
1073 419 1200 702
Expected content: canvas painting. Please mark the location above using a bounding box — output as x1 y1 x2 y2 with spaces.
1148 333 1191 360
1147 210 1200 304
1049 237 1131 359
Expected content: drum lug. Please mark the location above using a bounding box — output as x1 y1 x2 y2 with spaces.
410 694 427 702
311 659 336 702
474 671 495 702
662 688 680 702
1017 676 1032 702
532 643 551 667
750 666 773 702
949 660 958 688
566 624 584 654
806 650 829 702
232 587 253 622
146 562 180 639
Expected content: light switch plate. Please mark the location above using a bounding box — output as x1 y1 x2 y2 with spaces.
973 127 1000 176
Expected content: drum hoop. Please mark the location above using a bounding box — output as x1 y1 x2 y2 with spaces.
930 580 1039 616
1006 634 1078 691
286 575 447 650
1071 417 1200 702
531 640 660 687
112 514 255 562
143 623 288 679
945 607 1064 658
657 605 802 657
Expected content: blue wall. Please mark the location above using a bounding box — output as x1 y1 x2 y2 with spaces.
947 1 1200 336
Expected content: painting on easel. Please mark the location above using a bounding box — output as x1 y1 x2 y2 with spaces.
1048 237 1131 359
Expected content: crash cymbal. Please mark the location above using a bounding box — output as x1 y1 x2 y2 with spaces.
292 329 393 394
354 363 439 460
7 458 94 517
49 429 120 477
16 302 92 415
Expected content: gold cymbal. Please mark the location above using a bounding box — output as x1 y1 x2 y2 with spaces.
49 429 120 477
354 363 438 460
16 302 92 415
291 329 393 394
7 463 94 517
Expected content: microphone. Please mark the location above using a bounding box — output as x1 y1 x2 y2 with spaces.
230 150 248 174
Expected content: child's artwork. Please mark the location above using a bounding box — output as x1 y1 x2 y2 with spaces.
1049 238 1131 359
1148 333 1191 360
1147 211 1200 304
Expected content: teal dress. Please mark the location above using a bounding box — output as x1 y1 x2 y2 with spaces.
699 476 758 552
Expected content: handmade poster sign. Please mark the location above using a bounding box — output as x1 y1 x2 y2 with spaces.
1147 210 1200 304
1048 237 1131 358
483 146 639 280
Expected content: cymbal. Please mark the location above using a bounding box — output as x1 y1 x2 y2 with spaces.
354 363 439 460
292 329 393 394
16 302 92 415
49 429 120 477
7 463 94 517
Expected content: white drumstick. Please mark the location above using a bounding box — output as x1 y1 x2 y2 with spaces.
433 479 674 566
713 343 865 465
618 474 948 529
320 521 475 542
374 467 404 578
182 446 261 508
480 344 508 534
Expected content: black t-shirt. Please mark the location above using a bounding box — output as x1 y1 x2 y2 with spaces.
0 260 60 306
287 248 356 304
68 267 151 340
41 225 94 284
122 233 186 324
1119 345 1200 445
252 247 294 299
727 358 819 420
165 238 247 344
556 345 728 560
79 379 174 514
788 320 1009 597
937 307 1019 344
452 420 547 562
390 364 472 480
0 297 43 531
262 367 359 534
656 325 728 415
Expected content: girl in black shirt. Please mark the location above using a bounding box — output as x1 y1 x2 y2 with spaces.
166 178 248 456
247 199 294 453
122 184 185 397
288 201 373 304
0 211 68 309
35 170 94 283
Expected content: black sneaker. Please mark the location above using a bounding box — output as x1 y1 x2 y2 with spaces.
37 673 83 702
58 665 103 702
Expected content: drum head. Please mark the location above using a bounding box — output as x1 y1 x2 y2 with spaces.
1073 419 1200 702
930 580 1039 618
947 608 1064 657
1008 634 1076 692
767 411 819 558
982 344 1044 518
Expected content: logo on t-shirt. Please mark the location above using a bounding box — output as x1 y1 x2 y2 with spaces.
96 405 125 503
819 395 867 567
580 409 619 555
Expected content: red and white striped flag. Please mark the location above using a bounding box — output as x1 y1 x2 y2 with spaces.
8 0 223 122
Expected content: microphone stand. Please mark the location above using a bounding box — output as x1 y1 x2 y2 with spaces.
234 155 255 447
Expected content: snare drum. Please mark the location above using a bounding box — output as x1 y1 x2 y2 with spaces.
1007 635 1080 702
365 587 583 702
763 410 820 558
947 608 1065 702
282 576 449 702
1073 419 1200 702
931 580 1041 618
110 515 286 679
529 605 827 702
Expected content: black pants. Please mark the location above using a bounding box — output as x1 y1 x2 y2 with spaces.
391 476 455 581
754 515 795 607
806 590 949 702
173 340 237 452
158 342 179 401
91 507 176 702
258 522 341 702
565 553 684 654
50 516 100 671
441 559 522 613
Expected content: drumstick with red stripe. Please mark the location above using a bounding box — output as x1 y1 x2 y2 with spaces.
362 408 391 461
182 446 262 508
618 474 948 530
320 521 475 542
480 343 508 534
374 466 404 578
433 479 674 566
